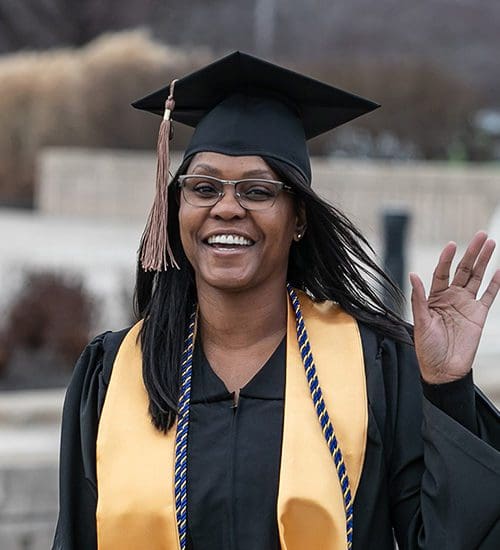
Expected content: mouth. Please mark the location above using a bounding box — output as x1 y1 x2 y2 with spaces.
204 233 255 249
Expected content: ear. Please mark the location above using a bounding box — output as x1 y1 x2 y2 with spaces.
295 200 307 234
293 201 307 241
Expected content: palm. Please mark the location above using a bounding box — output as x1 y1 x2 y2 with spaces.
410 232 500 384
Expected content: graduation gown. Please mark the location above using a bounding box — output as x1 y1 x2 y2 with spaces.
52 323 500 550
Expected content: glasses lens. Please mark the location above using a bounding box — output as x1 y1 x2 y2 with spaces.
236 180 280 210
181 176 223 207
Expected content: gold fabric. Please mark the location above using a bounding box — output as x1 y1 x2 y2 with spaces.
96 292 367 549
278 292 367 550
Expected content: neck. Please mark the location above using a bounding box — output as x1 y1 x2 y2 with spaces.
196 278 288 351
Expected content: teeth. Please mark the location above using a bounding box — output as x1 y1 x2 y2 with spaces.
207 234 253 246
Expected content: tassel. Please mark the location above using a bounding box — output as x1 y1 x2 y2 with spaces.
139 79 180 271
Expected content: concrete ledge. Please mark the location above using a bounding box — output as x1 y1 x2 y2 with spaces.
0 519 55 550
0 464 58 550
0 390 64 426
0 465 58 516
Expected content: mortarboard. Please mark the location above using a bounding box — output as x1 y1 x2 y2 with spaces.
132 51 379 271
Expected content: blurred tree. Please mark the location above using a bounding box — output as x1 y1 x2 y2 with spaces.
0 31 208 206
1 0 499 106
0 0 157 50
0 271 97 389
303 58 480 160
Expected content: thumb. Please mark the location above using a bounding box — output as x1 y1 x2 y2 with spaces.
409 272 430 327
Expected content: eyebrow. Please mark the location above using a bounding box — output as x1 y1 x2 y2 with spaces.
189 163 276 179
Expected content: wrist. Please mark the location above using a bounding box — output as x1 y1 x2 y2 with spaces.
421 370 477 433
419 368 471 386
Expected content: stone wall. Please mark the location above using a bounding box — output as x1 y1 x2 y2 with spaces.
312 160 500 244
37 148 500 244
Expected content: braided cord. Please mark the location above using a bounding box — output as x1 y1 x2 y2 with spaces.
287 285 354 548
173 291 353 548
174 309 197 550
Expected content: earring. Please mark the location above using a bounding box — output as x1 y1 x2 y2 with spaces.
294 232 302 242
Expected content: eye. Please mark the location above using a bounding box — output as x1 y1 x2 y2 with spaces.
185 177 221 197
194 182 219 197
238 181 277 201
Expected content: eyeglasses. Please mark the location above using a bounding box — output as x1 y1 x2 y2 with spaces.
177 174 294 211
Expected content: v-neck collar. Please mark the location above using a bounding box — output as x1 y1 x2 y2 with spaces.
190 337 286 404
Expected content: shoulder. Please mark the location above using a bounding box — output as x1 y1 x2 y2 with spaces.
356 321 420 422
76 327 132 381
63 327 133 416
303 294 418 378
301 292 413 350
99 327 133 382
357 321 417 370
354 315 414 356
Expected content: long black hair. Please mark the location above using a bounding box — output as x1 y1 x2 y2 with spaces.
135 156 410 432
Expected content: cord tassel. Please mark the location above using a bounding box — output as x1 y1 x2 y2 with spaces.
140 80 179 271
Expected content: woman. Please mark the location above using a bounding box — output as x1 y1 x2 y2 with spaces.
53 52 500 550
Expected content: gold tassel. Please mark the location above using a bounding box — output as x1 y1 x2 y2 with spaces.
139 79 180 271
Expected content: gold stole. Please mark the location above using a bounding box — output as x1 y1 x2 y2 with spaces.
96 292 368 550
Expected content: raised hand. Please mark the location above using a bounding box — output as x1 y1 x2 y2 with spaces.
409 231 500 384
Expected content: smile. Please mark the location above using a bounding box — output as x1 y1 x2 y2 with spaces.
206 234 254 246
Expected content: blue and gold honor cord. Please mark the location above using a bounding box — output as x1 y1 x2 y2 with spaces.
174 310 196 550
174 288 353 550
287 285 353 548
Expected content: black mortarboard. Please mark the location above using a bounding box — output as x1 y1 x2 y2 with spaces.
133 51 379 183
132 51 379 271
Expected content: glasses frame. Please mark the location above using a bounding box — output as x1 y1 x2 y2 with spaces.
177 174 294 211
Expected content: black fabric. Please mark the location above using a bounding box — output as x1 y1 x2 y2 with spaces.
52 328 129 550
186 337 285 550
52 324 500 550
182 93 312 182
422 370 478 434
131 51 379 183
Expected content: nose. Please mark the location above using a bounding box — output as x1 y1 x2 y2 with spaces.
209 186 246 219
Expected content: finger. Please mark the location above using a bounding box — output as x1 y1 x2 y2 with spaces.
466 238 496 295
451 231 488 287
479 269 500 309
429 242 456 294
409 272 431 327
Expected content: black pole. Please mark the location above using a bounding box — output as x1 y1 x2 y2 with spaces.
382 208 410 312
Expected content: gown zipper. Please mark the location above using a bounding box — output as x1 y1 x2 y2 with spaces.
228 392 240 550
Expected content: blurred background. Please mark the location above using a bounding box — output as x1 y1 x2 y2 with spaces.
0 1 499 548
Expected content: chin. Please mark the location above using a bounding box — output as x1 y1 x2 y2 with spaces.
200 268 258 292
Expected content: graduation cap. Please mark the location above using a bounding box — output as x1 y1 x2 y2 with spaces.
132 51 379 271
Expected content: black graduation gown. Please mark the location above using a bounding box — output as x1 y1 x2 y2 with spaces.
52 324 500 550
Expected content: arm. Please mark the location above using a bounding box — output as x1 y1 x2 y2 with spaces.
390 231 500 549
52 329 128 550
51 335 105 550
387 339 500 550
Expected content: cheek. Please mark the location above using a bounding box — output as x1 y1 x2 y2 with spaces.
178 203 198 255
274 204 297 245
177 205 187 245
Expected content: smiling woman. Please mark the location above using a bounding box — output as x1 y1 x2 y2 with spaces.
179 153 300 295
53 52 500 550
